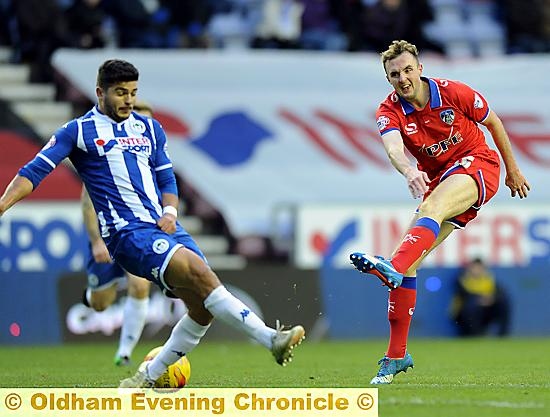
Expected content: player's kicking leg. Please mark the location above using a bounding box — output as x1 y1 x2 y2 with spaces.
119 243 305 388
119 316 305 388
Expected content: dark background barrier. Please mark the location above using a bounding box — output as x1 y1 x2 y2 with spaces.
0 272 62 344
320 264 550 338
1 265 322 345
3 261 549 345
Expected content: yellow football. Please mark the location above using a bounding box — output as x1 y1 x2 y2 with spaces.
143 346 191 389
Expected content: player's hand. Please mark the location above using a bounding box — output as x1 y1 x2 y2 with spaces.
157 213 177 234
404 167 430 199
505 169 530 199
91 240 112 263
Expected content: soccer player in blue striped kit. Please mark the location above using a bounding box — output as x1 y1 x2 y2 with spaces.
81 100 155 367
0 59 305 387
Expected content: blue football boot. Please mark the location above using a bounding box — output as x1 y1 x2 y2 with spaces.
349 252 403 289
370 353 414 384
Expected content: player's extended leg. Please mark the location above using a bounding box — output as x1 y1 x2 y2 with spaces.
371 222 454 384
120 247 305 388
114 273 151 366
165 247 304 365
353 174 478 384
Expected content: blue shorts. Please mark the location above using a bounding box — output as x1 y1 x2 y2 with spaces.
86 246 125 291
109 223 206 296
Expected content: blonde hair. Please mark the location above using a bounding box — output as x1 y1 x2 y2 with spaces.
381 40 419 68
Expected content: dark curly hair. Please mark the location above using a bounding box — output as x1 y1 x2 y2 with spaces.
96 59 139 90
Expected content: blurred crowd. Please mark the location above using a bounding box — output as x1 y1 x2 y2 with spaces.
0 0 549 83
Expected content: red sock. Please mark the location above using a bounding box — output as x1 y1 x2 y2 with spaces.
386 283 416 358
391 217 440 273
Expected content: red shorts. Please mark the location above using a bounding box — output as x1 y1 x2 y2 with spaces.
423 151 501 228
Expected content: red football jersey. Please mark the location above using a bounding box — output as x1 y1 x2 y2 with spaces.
376 77 498 179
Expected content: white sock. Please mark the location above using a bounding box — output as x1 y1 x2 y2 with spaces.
85 288 92 305
147 314 210 380
116 296 149 359
204 286 275 349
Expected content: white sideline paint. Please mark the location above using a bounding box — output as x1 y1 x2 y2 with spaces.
405 383 550 389
383 397 545 409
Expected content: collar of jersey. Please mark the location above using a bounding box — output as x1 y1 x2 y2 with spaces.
399 77 442 115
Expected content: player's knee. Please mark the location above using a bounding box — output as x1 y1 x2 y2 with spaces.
173 268 219 300
90 298 111 312
192 268 221 297
131 288 150 299
417 199 435 214
89 291 116 311
128 281 151 299
167 254 220 297
405 267 417 276
417 200 444 221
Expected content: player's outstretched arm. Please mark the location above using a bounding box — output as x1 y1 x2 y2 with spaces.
482 110 531 199
0 175 34 217
382 130 430 199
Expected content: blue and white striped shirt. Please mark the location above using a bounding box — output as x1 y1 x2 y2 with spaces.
19 106 178 240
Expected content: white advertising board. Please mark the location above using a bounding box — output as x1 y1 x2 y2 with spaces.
0 202 85 272
295 203 550 268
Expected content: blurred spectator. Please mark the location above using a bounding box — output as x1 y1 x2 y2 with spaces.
501 0 549 53
330 0 365 51
0 0 11 45
10 0 70 82
65 0 106 49
360 0 444 54
162 0 214 48
361 0 408 53
101 0 161 48
544 1 550 47
207 0 263 49
252 0 304 49
297 0 347 51
403 0 444 54
449 258 511 337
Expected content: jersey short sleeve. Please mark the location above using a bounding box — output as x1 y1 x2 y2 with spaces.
35 122 77 167
18 121 77 187
450 80 490 124
376 94 402 136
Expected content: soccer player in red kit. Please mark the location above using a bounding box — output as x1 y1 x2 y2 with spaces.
350 40 530 384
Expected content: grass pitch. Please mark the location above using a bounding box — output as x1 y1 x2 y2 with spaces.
0 338 548 417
